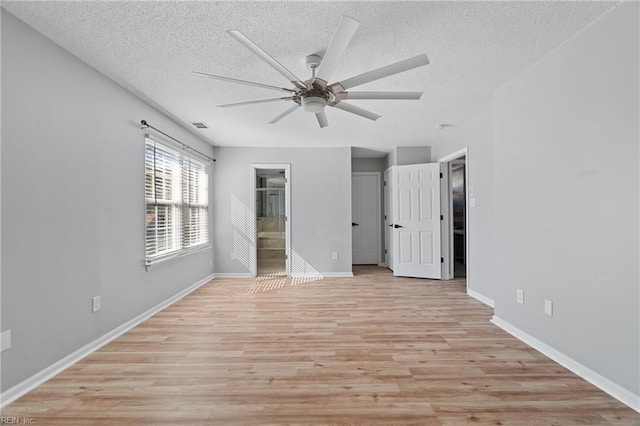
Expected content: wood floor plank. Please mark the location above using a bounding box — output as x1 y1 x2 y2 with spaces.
3 266 639 425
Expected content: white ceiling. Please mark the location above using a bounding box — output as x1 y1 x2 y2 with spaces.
3 1 618 155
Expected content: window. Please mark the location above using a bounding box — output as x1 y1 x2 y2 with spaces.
145 136 209 266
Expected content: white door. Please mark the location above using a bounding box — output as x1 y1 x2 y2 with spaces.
384 169 393 269
352 173 380 264
391 164 442 279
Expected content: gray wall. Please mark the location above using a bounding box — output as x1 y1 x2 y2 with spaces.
387 146 431 168
351 158 386 173
1 11 214 391
396 146 431 166
430 110 494 302
492 2 638 394
213 147 352 275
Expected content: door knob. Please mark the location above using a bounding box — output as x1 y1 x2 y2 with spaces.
352 222 359 227
394 224 403 228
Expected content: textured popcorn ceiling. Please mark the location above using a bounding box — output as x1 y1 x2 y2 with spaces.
2 1 619 154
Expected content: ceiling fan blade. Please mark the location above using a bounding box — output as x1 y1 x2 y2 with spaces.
192 71 295 93
227 30 307 90
342 91 423 100
218 97 293 108
315 16 359 83
335 54 429 90
268 104 301 124
332 102 381 121
315 110 329 128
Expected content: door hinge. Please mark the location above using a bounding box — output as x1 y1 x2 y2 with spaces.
285 254 288 260
285 216 288 222
384 215 387 220
385 249 388 254
441 257 444 263
440 215 443 221
285 178 288 183
384 181 387 186
440 172 443 178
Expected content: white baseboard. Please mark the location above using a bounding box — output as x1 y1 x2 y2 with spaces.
467 289 494 308
1 273 215 409
319 272 354 278
214 273 253 278
491 315 640 413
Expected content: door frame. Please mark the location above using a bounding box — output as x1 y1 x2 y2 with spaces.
351 172 382 266
250 164 291 277
438 147 469 284
383 169 392 268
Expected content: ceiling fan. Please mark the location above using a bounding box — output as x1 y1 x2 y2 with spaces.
193 16 429 128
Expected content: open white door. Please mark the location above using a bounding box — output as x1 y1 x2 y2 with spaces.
391 163 441 279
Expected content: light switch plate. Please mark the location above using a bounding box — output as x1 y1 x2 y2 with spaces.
92 296 101 313
1 330 12 352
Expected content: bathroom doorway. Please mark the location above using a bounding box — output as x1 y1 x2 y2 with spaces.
253 165 291 277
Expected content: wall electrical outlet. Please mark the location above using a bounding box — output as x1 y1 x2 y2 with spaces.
545 300 553 316
516 289 525 305
92 296 101 313
332 252 338 261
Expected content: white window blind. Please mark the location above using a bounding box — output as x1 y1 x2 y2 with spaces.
145 137 209 266
182 156 209 248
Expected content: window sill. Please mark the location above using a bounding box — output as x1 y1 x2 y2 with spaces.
145 245 212 271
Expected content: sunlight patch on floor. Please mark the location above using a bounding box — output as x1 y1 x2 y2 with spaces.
247 256 325 294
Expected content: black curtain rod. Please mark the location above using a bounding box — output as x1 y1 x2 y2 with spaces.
140 120 216 162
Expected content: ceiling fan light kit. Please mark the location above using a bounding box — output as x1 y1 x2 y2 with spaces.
302 96 327 113
193 16 429 128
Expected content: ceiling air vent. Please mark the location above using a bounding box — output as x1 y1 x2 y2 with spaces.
191 122 209 129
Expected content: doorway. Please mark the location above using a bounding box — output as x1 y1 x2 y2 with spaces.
438 148 469 281
253 165 291 277
451 160 466 278
351 172 381 265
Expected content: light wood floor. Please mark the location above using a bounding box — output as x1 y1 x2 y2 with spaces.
3 266 639 425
